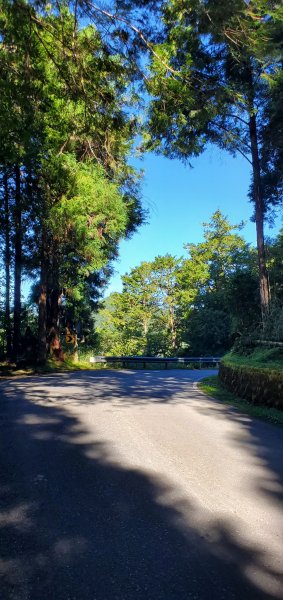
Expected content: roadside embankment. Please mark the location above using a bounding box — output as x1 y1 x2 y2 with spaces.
219 348 283 410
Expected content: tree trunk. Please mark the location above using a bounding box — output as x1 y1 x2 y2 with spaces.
168 303 177 351
47 287 64 359
38 228 48 363
46 246 64 359
49 288 61 329
12 165 22 361
249 113 271 318
3 169 12 358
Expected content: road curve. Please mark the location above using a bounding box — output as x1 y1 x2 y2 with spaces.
0 369 282 600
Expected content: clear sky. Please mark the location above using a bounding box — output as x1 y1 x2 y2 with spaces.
104 146 282 296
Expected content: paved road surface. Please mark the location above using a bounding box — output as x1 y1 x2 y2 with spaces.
0 369 283 600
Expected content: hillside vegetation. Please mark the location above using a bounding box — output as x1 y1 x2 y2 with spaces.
219 347 283 410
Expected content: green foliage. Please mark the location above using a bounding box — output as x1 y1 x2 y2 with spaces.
184 308 231 356
141 0 283 316
182 210 254 290
0 0 282 362
97 255 182 356
0 0 145 361
145 0 282 175
96 211 274 356
261 304 283 342
223 347 283 371
268 230 283 302
46 154 129 283
179 211 260 351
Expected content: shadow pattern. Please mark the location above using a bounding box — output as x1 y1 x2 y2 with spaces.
0 370 282 600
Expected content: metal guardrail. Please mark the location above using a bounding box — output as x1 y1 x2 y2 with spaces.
89 356 221 369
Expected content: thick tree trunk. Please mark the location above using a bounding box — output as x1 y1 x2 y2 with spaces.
48 288 64 359
249 113 270 318
49 288 61 328
38 229 48 363
48 250 61 331
38 238 63 362
12 165 22 361
46 247 64 359
3 170 12 357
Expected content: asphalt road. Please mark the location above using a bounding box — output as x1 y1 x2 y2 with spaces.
0 369 283 600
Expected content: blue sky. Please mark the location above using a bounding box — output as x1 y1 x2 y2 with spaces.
104 146 282 296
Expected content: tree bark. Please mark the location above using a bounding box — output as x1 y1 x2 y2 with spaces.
12 165 22 361
49 288 61 329
3 169 12 357
38 228 48 363
249 112 271 318
168 303 177 351
46 246 64 359
47 248 61 331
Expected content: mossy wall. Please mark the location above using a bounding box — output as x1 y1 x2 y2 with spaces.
219 361 283 409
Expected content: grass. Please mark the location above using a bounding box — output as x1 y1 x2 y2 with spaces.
0 362 36 377
223 347 283 372
0 356 193 376
0 358 105 377
198 375 283 427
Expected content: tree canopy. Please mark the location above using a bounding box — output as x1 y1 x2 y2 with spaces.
0 0 144 361
0 0 282 363
141 0 283 316
96 211 282 357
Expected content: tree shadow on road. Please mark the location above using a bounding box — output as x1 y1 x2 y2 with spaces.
193 385 283 510
0 376 282 599
0 369 217 407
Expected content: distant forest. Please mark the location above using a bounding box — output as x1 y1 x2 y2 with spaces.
96 212 283 357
